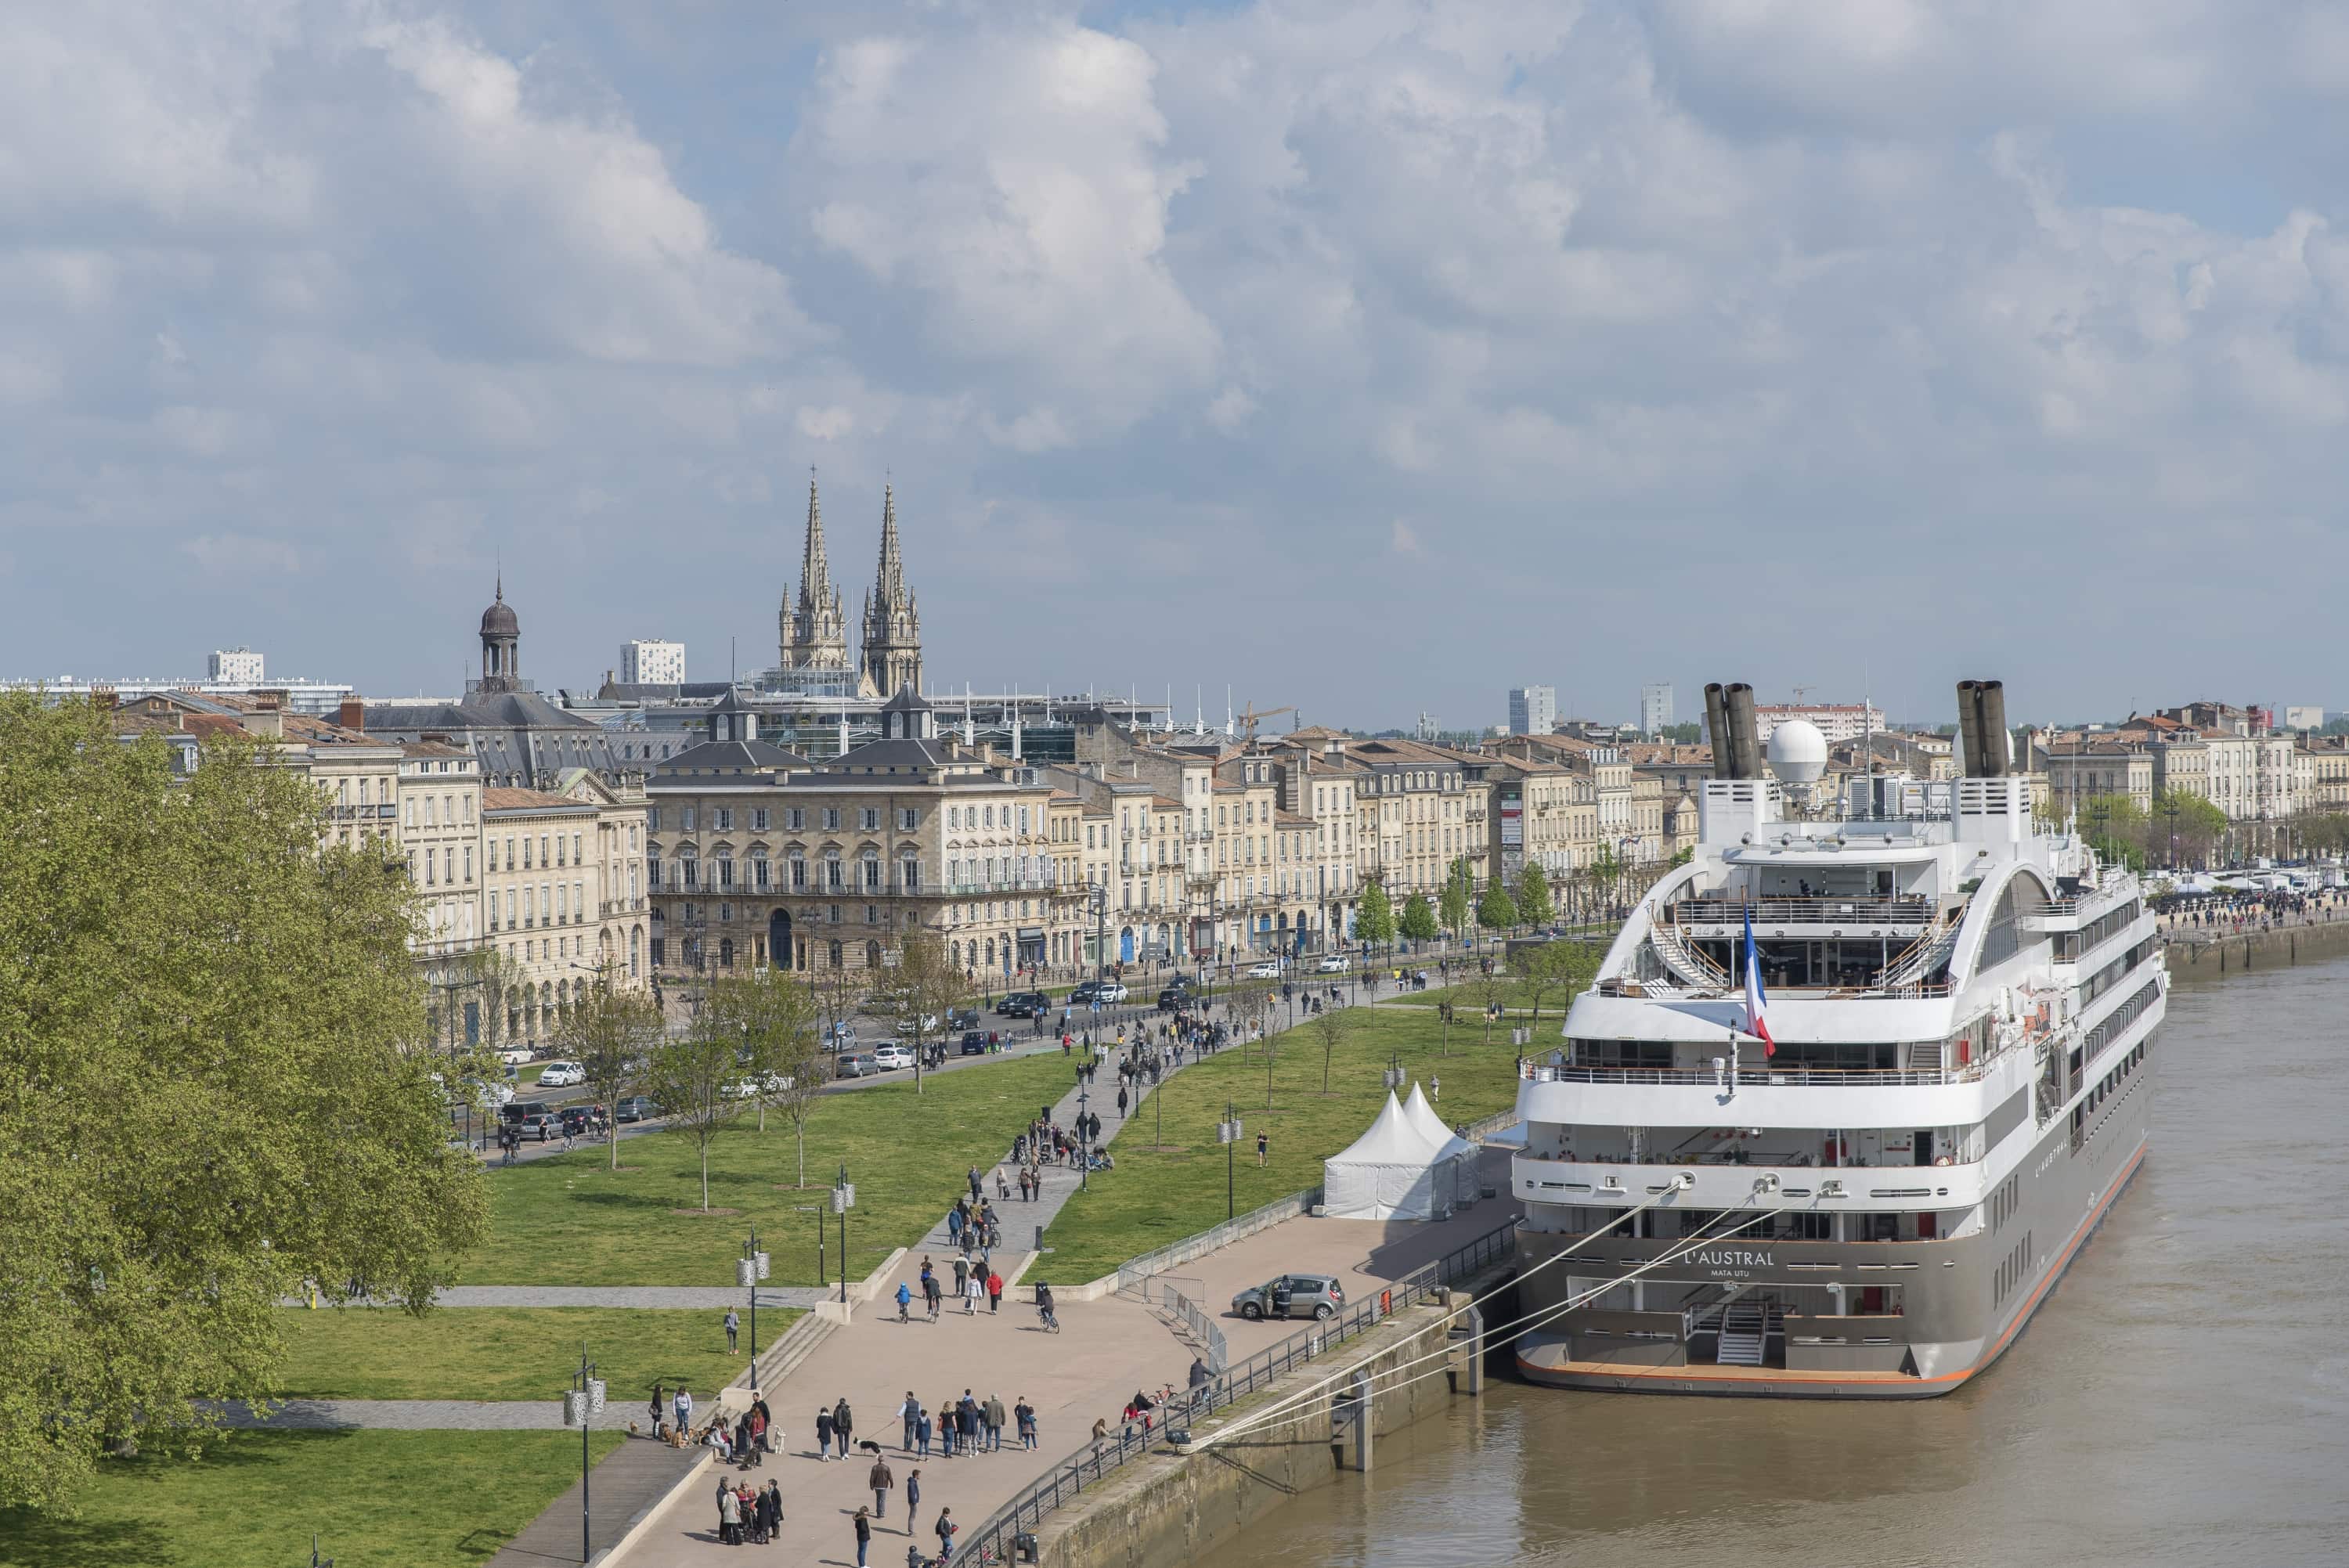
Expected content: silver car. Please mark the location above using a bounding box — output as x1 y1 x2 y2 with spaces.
1232 1273 1344 1321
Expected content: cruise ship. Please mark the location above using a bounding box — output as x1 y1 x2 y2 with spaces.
1512 680 2162 1398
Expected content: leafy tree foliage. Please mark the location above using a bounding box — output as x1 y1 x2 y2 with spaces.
1514 863 1554 927
865 932 968 1094
558 975 665 1171
1399 891 1440 943
1355 878 1395 947
1477 879 1518 932
1438 859 1471 934
0 697 487 1510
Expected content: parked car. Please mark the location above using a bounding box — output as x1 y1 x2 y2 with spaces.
613 1095 662 1123
1073 980 1129 1005
496 1047 536 1067
835 1052 879 1080
1315 954 1349 973
828 1021 857 1050
499 1100 559 1141
1247 961 1282 979
998 991 1049 1018
558 1105 604 1137
958 1031 988 1056
1156 987 1189 1012
946 1007 980 1032
722 1072 795 1100
1231 1273 1345 1321
537 1061 586 1088
871 1043 915 1071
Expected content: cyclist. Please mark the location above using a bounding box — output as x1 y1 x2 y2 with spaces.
1034 1281 1059 1334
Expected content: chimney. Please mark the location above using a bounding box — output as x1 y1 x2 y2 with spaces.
254 689 286 712
1704 684 1730 777
339 697 366 732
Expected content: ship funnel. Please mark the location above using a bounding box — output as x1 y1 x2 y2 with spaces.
1956 679 1985 779
1725 683 1763 781
1976 681 2010 777
1705 683 1732 778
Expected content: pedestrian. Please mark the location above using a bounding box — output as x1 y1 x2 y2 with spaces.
1016 1397 1037 1449
650 1381 666 1440
897 1280 913 1322
968 1165 983 1201
952 1254 969 1297
748 1404 768 1467
987 1268 1004 1314
719 1476 742 1545
946 1206 963 1245
853 1505 873 1568
674 1386 694 1440
763 1478 783 1542
834 1397 854 1459
815 1404 835 1461
958 1392 979 1451
907 1469 923 1528
934 1507 957 1563
900 1390 920 1451
1090 1415 1108 1454
916 1407 933 1458
1430 1074 1440 1103
1117 1086 1129 1118
1257 1130 1269 1166
869 1454 895 1519
984 1393 1006 1451
963 1271 982 1314
725 1307 740 1354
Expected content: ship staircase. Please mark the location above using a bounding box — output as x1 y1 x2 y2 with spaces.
1647 919 1731 992
1875 905 1962 992
1684 1287 1784 1368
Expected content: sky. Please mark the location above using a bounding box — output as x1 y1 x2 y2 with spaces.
5 1 2349 731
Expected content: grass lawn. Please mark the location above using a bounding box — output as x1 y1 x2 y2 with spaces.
471 1051 1082 1287
0 1429 623 1568
274 1306 792 1404
1035 1007 1525 1283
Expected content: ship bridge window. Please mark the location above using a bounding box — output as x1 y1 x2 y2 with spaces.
2052 898 2142 961
1568 1038 1674 1069
1766 1040 1898 1072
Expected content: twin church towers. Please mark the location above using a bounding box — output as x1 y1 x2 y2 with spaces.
776 474 923 699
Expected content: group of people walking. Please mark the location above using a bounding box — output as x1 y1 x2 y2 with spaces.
897 1253 1005 1320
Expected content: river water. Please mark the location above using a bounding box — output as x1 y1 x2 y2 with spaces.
1234 959 2349 1568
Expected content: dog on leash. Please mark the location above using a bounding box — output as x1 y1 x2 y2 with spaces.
857 1438 885 1457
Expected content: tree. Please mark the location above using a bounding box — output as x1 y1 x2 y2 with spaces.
1304 1000 1355 1093
1438 858 1471 935
1355 878 1395 950
0 697 487 1510
1477 878 1517 932
1474 964 1510 1046
1399 891 1439 943
1514 863 1554 928
557 974 665 1171
865 932 969 1094
705 962 821 1148
644 1007 757 1213
1514 941 1589 1026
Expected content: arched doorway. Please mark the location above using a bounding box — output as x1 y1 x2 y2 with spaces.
1119 927 1135 964
768 909 792 972
865 940 882 970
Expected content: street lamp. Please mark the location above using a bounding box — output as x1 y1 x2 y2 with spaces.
560 1346 606 1564
831 1165 855 1306
737 1228 770 1386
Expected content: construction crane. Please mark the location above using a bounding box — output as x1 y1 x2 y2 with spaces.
1235 703 1294 742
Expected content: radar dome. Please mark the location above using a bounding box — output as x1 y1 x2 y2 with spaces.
1766 718 1828 784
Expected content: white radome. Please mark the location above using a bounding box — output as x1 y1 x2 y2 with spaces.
1766 717 1828 784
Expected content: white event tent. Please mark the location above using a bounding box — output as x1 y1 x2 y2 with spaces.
1322 1088 1474 1221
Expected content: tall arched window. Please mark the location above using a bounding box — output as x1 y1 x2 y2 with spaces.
862 849 882 890
715 848 734 889
751 846 770 890
828 939 843 968
951 940 962 968
720 936 734 968
679 847 698 889
900 850 920 892
630 926 642 979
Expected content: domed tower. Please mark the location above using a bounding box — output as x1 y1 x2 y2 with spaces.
479 575 521 694
860 482 923 699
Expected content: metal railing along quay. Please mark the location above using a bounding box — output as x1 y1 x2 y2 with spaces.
966 1218 1518 1566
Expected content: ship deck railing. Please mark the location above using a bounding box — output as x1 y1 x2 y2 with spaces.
1669 896 1936 928
1596 977 1955 1000
1525 1062 1975 1088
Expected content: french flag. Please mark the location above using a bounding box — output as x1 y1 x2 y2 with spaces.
1742 905 1775 1057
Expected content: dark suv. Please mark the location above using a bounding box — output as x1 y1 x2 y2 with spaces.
1156 983 1193 1012
998 991 1050 1018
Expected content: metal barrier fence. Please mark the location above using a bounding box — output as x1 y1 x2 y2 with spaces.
1160 1285 1229 1375
1113 1187 1322 1296
972 1218 1518 1566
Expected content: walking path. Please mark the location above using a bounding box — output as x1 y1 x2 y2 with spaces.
211 1398 576 1430
435 1285 832 1309
487 1437 705 1568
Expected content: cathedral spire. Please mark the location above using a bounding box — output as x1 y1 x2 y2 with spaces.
799 470 833 622
781 468 850 676
860 478 923 698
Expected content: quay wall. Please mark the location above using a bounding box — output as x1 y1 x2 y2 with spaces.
2163 919 2349 983
1036 1274 1516 1568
